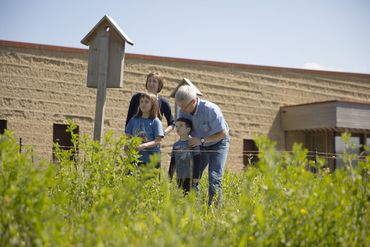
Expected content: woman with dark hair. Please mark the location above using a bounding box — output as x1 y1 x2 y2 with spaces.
125 72 175 136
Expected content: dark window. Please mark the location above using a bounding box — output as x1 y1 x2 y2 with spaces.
306 132 326 153
0 120 7 134
53 124 79 161
243 139 259 167
334 133 361 169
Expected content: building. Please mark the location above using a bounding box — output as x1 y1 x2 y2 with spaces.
1 40 370 171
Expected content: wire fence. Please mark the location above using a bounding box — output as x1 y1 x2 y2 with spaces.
48 145 369 161
18 138 370 166
242 150 369 162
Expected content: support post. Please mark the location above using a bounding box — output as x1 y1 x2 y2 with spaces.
93 31 109 142
82 16 134 142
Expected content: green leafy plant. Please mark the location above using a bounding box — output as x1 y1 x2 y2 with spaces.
0 127 369 246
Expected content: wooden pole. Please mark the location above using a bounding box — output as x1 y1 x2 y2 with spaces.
93 30 109 142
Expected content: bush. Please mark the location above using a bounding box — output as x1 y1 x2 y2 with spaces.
0 128 369 246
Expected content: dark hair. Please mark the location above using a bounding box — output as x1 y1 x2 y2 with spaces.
145 72 164 93
176 117 192 130
135 92 162 120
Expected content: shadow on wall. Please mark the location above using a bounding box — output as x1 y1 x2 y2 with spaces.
268 110 285 150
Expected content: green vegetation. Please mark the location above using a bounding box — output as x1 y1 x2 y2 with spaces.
1 124 369 246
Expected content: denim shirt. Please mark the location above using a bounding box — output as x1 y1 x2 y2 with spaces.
171 140 200 179
179 99 229 147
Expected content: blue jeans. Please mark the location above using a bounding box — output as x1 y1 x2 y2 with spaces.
198 137 230 206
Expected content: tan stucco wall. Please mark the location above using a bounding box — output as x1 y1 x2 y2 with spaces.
1 41 370 172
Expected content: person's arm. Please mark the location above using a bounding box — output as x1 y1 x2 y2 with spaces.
161 98 175 135
137 136 162 151
138 118 164 151
124 118 134 138
188 129 227 147
164 126 174 136
168 156 176 180
125 93 140 127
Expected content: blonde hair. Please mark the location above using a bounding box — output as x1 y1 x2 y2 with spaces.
135 92 162 120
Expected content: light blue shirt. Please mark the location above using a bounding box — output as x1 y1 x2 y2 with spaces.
125 117 164 163
179 99 229 147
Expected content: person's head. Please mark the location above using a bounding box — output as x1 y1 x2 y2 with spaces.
175 117 192 137
145 72 164 94
175 85 197 113
136 92 162 120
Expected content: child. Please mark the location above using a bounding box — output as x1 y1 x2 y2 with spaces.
168 118 200 194
125 92 164 167
125 72 175 136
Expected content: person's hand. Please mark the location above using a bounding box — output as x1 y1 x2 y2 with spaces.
188 137 201 147
136 144 145 151
192 180 200 192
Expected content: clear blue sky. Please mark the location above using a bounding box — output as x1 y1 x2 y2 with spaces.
1 0 370 74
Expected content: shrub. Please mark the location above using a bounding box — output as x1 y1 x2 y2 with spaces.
0 128 369 246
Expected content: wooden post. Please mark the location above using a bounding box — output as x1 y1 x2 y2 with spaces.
81 16 134 142
93 30 109 141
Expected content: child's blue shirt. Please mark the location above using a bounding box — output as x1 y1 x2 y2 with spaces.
125 117 164 163
171 140 200 179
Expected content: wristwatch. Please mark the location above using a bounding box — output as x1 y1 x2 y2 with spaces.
200 137 206 146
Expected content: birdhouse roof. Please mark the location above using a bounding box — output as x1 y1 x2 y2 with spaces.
81 15 134 46
170 78 203 98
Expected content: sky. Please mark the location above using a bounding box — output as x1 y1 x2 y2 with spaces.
1 0 370 74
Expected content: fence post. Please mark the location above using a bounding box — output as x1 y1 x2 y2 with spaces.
19 137 22 153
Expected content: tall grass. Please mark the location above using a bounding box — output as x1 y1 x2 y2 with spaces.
0 125 369 246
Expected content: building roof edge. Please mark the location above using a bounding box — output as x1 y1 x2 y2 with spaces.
1 39 369 79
